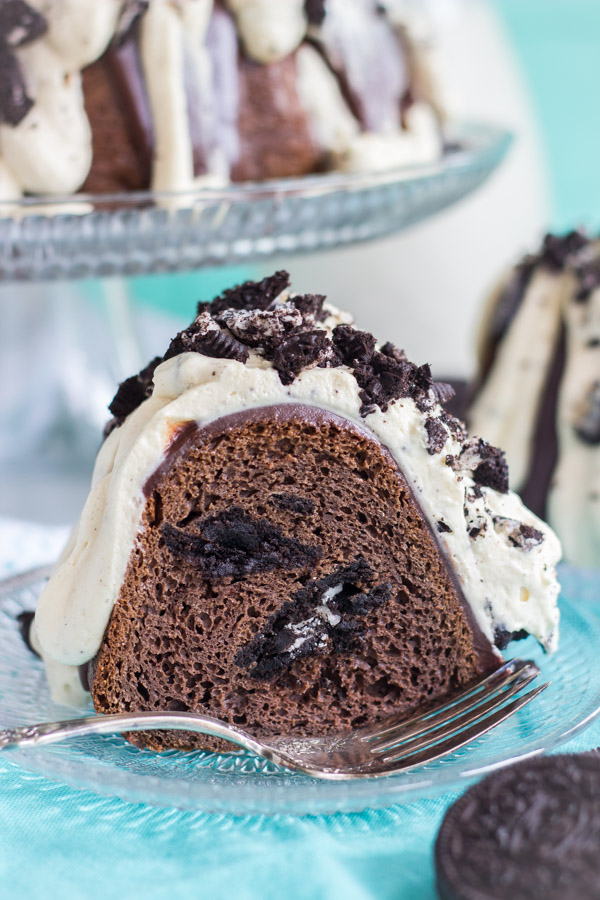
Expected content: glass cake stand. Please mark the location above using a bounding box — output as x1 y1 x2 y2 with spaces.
0 123 511 280
0 564 598 816
0 122 512 523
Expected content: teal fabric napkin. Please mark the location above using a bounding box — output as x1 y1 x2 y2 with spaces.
1 516 598 900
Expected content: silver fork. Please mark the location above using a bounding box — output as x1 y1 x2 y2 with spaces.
0 659 547 779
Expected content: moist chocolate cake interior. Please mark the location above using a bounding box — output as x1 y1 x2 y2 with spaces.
90 404 497 752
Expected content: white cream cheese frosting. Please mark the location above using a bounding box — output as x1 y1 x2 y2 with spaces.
470 233 600 568
34 292 560 706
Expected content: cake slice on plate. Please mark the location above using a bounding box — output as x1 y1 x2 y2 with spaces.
30 272 561 751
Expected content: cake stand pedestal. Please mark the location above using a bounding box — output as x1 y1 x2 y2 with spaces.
0 123 511 523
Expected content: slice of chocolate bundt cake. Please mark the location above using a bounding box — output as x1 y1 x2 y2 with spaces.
469 230 600 568
31 273 561 751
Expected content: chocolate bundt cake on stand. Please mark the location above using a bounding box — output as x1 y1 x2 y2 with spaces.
29 272 560 752
469 231 600 568
0 0 446 202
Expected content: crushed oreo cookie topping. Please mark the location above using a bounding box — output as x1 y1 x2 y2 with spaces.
493 516 544 551
197 270 291 317
272 329 339 386
305 0 326 25
459 438 509 494
164 311 249 363
332 325 377 366
102 271 520 522
108 356 162 421
540 229 590 271
291 293 328 323
575 382 600 444
161 507 321 579
425 417 449 455
575 259 600 302
0 0 47 125
235 559 391 680
216 306 303 352
493 625 528 651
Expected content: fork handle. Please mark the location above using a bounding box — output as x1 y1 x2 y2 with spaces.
0 712 264 755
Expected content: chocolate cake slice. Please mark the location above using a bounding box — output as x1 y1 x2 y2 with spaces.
32 273 561 752
469 230 600 568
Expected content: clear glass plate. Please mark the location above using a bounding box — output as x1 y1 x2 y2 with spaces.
0 123 512 282
0 564 598 815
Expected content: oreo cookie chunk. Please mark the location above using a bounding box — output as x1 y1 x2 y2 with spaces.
435 753 600 900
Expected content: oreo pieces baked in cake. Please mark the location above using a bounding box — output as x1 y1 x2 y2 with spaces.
435 753 600 900
469 230 600 567
30 272 560 751
0 1 445 202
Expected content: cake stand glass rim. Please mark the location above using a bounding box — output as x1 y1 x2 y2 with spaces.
0 121 513 281
0 121 512 214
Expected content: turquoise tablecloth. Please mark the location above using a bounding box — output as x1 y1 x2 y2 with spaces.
1 517 598 900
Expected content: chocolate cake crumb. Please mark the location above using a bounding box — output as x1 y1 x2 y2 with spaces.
164 312 249 363
0 1 47 126
235 558 392 680
425 417 448 455
162 508 321 578
436 520 452 534
574 382 600 444
108 355 162 420
272 330 338 385
269 493 315 516
197 271 291 316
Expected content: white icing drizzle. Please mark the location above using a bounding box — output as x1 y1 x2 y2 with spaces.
33 299 560 706
225 0 307 64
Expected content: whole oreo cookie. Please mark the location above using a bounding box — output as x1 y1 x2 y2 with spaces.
435 753 600 900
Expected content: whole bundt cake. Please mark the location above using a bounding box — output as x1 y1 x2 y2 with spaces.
0 0 446 202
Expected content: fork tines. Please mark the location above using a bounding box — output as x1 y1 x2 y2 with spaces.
362 659 547 772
